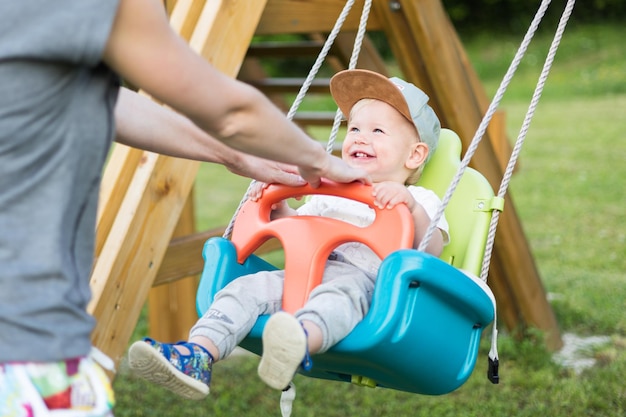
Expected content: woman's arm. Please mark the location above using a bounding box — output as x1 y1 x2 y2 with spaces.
115 88 306 186
103 0 369 187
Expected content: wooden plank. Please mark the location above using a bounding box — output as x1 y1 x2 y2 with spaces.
154 230 282 286
488 110 518 174
239 58 291 113
333 32 389 74
449 22 516 174
89 0 269 367
146 0 207 344
256 0 382 35
148 193 199 342
154 228 224 286
96 144 143 259
164 0 178 16
371 0 435 107
96 0 205 259
246 41 327 58
375 0 561 349
238 56 338 129
89 151 200 364
189 1 268 75
169 0 207 41
243 77 331 94
293 111 343 126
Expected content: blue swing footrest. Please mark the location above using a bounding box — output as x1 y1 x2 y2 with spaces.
197 238 496 396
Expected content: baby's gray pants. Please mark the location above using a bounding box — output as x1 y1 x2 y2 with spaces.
189 258 376 360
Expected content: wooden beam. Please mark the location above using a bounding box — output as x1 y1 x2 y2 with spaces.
89 0 269 367
154 230 282 286
246 41 327 58
332 32 390 74
164 0 178 17
256 0 382 35
154 228 224 287
96 0 205 259
243 77 331 94
144 0 207 346
96 144 143 259
148 193 199 342
169 0 207 42
293 111 342 126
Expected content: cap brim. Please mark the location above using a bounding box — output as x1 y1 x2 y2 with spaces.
329 69 412 123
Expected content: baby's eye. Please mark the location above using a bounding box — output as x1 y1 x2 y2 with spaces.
349 126 360 133
373 128 384 134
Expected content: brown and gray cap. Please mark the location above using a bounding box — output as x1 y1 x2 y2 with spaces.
330 69 441 161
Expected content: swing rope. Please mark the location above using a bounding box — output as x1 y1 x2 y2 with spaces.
411 0 575 380
418 0 576 285
480 0 576 280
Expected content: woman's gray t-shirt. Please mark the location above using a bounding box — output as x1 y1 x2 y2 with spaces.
0 0 121 362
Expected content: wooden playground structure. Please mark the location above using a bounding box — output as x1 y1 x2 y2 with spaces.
89 0 562 372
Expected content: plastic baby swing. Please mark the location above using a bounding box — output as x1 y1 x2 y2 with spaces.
195 0 575 401
196 128 499 395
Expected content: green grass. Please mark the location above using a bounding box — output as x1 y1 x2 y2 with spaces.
112 23 626 416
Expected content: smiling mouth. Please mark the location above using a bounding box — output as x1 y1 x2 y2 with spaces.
352 151 374 159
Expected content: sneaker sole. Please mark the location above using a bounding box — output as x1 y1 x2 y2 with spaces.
127 341 209 400
258 312 306 390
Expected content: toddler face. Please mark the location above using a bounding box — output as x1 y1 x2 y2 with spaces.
341 99 423 184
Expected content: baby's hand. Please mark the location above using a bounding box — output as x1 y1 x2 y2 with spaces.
372 182 414 210
248 181 269 201
249 182 291 214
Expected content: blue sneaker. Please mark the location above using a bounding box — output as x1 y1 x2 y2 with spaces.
128 338 213 400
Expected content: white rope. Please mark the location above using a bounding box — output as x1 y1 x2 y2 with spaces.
326 0 373 153
279 383 296 417
417 0 552 253
418 0 559 264
480 0 576 280
414 1 575 377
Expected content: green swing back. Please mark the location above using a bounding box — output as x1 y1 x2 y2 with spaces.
416 128 503 275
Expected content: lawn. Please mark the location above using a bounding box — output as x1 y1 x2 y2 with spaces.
112 22 626 416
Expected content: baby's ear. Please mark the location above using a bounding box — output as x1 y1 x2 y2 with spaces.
406 142 429 169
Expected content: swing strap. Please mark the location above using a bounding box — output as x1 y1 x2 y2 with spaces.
480 0 576 280
419 0 576 283
280 383 296 417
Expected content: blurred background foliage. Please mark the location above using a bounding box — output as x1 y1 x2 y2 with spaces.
443 0 624 34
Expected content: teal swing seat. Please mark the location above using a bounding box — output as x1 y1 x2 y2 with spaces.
196 129 501 395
